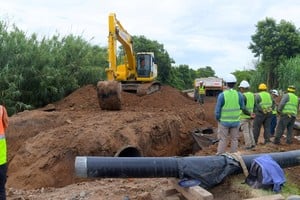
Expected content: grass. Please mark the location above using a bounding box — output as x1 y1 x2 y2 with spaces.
229 173 300 198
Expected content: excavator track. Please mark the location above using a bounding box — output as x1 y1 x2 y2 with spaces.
136 81 161 96
97 80 122 110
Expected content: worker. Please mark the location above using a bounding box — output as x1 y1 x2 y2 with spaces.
270 89 279 136
198 81 206 105
252 83 274 145
274 85 299 144
215 74 252 154
238 80 256 150
138 57 148 76
0 104 9 199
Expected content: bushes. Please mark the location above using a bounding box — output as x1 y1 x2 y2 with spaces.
0 20 107 115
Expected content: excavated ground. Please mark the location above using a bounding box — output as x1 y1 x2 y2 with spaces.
5 85 300 200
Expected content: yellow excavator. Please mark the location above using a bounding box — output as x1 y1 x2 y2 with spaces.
97 13 160 110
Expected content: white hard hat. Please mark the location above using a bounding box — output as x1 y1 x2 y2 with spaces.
239 80 250 88
271 89 279 96
224 74 237 83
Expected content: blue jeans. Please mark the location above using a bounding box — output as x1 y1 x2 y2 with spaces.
270 114 277 136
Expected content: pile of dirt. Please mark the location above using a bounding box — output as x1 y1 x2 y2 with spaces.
6 85 210 190
5 84 300 199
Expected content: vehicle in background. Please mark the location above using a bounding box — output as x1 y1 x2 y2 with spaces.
194 77 225 97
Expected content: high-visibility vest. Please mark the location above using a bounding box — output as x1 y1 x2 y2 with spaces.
220 90 240 123
259 91 272 113
282 93 298 115
198 86 205 95
0 105 7 165
272 106 278 115
241 92 254 119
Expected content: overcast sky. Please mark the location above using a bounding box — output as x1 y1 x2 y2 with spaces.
1 0 300 77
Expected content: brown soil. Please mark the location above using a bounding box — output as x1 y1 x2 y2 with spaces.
5 85 300 199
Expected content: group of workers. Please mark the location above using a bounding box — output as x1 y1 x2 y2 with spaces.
215 74 299 155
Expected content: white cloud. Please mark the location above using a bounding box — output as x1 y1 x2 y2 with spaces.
1 0 300 78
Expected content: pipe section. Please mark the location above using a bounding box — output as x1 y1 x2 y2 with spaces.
75 150 300 179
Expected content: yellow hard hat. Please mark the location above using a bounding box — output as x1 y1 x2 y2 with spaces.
287 85 296 92
258 83 267 90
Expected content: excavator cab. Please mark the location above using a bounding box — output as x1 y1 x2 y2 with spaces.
136 52 158 81
137 54 152 77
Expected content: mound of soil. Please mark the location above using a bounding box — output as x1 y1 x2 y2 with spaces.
6 85 210 190
5 84 300 199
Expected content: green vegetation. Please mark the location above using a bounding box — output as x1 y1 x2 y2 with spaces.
249 17 300 91
229 173 300 198
0 21 105 115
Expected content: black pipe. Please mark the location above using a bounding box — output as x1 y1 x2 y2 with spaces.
76 156 179 178
75 150 300 189
76 150 300 179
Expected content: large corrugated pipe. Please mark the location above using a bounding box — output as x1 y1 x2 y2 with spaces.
75 150 300 179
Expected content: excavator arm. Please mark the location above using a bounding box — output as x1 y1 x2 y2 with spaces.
106 13 136 81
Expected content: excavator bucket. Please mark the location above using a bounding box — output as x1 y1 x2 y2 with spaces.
97 80 122 110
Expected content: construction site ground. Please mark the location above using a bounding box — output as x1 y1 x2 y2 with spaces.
5 85 300 200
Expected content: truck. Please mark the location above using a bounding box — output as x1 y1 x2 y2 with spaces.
194 77 224 98
96 13 160 110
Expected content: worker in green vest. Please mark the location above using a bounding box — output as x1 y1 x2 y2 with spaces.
198 81 206 105
239 80 256 150
253 83 274 145
215 74 252 154
0 104 9 199
274 85 299 144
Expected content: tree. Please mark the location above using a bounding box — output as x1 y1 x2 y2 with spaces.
278 55 300 95
167 65 195 90
249 17 300 88
0 20 107 115
195 66 215 78
233 69 255 88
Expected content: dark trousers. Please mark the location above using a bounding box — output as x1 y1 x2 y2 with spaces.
253 112 272 144
270 114 277 136
0 164 7 200
274 115 296 144
198 94 205 104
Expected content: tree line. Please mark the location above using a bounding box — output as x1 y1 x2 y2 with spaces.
1 17 300 115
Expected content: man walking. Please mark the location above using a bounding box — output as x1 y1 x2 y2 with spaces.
239 80 256 150
274 85 299 144
253 83 274 145
215 74 251 154
0 104 9 200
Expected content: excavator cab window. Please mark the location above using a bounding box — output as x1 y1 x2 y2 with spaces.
137 54 151 77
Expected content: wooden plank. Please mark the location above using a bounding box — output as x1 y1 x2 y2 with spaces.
170 178 214 200
161 188 178 197
243 194 285 200
160 187 181 200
